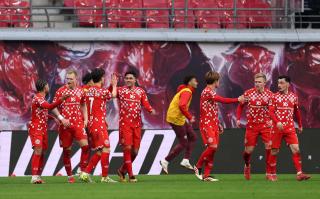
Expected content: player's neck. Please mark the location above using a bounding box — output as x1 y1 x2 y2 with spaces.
94 82 102 88
280 89 289 94
256 88 264 93
207 84 216 91
38 92 46 97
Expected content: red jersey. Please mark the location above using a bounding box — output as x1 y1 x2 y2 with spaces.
200 86 238 130
237 88 273 125
86 86 112 126
269 92 302 128
117 86 153 128
29 93 62 133
53 85 85 128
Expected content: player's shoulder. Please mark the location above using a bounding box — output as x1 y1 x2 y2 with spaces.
289 92 298 98
245 88 255 95
135 86 146 93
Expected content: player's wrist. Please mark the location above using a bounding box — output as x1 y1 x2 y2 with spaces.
58 115 65 121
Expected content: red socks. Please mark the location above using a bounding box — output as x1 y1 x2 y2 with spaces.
85 153 101 174
269 154 278 174
63 149 72 176
196 147 215 169
31 153 41 175
265 149 271 174
203 150 215 178
80 145 90 171
243 152 251 166
101 152 110 177
292 152 302 173
123 149 133 177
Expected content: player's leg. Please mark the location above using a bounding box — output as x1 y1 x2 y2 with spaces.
268 128 282 181
59 127 74 183
261 127 272 179
243 127 258 180
75 128 90 173
194 129 210 180
286 133 311 181
29 132 44 184
182 123 197 170
161 123 188 174
202 132 219 182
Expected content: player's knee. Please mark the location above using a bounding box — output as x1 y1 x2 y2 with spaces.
102 147 110 153
79 139 88 147
33 147 42 155
271 149 279 155
123 145 132 151
245 147 254 154
291 146 300 154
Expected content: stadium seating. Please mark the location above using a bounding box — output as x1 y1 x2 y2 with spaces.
0 0 31 28
246 0 272 28
105 0 118 28
74 0 105 28
118 0 143 28
169 0 196 28
217 0 247 29
144 0 169 28
194 0 221 29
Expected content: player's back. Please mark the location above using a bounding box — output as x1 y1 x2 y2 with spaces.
86 86 111 122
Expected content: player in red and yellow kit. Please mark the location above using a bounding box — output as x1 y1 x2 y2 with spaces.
268 75 311 181
194 71 245 182
80 68 118 183
29 79 68 184
114 71 156 182
52 70 89 183
160 75 198 174
236 73 273 180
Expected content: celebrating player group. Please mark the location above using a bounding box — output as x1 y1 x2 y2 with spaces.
28 68 310 184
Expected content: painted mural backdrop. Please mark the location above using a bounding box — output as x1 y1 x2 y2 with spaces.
0 41 319 130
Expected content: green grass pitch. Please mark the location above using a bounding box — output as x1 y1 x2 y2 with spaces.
0 174 319 199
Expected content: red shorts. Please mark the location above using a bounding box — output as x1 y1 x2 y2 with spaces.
119 125 141 149
200 127 219 146
271 127 299 149
29 130 48 150
58 125 88 148
244 124 271 147
88 123 110 150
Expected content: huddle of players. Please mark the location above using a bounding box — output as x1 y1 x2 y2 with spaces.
28 69 310 184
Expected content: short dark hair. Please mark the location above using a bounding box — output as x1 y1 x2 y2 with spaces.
91 68 105 83
36 79 48 92
183 75 196 85
125 71 137 78
278 75 291 83
82 72 92 85
205 71 220 84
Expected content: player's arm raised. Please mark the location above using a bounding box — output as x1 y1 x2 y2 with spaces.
110 73 118 98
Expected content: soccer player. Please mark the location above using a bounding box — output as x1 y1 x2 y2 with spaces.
80 68 118 183
268 75 311 181
160 75 198 174
29 79 69 184
236 73 274 180
115 71 156 182
194 71 245 182
52 69 90 183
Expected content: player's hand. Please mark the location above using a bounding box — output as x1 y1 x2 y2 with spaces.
189 116 196 123
60 94 70 101
276 122 284 130
218 124 224 134
111 73 118 86
238 95 245 104
236 120 241 128
150 109 157 115
297 127 303 134
61 118 70 127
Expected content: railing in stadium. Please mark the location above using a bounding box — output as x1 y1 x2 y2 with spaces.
0 0 315 29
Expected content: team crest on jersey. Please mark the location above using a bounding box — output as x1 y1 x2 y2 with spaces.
104 140 109 145
35 139 40 144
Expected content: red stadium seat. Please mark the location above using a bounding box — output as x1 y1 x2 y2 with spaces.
143 0 169 28
216 0 247 29
7 0 31 28
105 0 118 28
194 0 220 29
118 0 143 28
169 0 196 28
0 1 9 27
75 0 105 28
246 0 272 28
64 0 74 7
